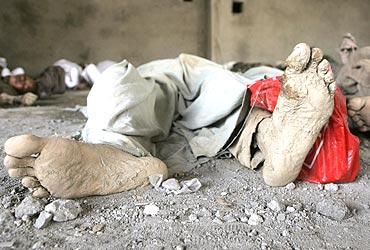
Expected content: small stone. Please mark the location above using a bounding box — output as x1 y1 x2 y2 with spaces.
45 199 82 222
32 241 44 249
14 220 22 227
1 196 13 208
189 214 198 222
34 211 53 229
286 206 296 213
175 245 185 250
261 242 268 250
293 203 303 211
143 204 159 216
316 198 349 221
0 209 14 228
21 214 31 222
248 229 258 236
277 213 286 221
267 199 285 212
201 208 212 217
161 178 181 191
248 214 263 226
282 230 289 237
92 223 105 233
213 217 223 224
285 182 296 190
240 217 249 223
220 191 228 196
15 196 45 219
324 183 339 192
148 174 164 188
223 214 236 223
215 210 224 218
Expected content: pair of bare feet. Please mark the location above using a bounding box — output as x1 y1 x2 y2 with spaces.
3 43 336 198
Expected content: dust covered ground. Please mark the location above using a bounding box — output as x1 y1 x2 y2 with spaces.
0 90 370 250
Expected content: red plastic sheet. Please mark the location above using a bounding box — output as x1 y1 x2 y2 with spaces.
248 76 360 183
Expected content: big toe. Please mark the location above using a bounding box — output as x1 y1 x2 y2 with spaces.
285 43 311 74
4 134 46 158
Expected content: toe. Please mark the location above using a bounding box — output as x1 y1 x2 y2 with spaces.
308 47 323 69
318 59 335 83
350 114 362 122
347 97 366 111
8 168 35 178
4 134 46 158
32 187 50 198
317 59 330 78
285 43 311 74
4 155 35 169
359 126 370 132
356 119 366 128
22 176 41 188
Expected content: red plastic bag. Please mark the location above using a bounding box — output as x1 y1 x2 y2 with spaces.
248 76 360 183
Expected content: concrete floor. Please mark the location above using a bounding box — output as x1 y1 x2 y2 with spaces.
0 90 369 249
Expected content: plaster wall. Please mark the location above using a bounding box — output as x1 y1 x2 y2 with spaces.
211 0 370 64
0 0 208 75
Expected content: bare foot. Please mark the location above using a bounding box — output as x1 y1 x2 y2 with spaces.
256 43 336 186
347 96 370 132
4 135 168 198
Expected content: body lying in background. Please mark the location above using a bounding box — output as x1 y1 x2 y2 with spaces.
336 34 370 132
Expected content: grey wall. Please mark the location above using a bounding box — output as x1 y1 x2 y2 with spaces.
1 0 369 76
0 0 208 75
211 0 370 64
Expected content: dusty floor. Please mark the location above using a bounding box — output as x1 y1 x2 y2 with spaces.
0 90 370 250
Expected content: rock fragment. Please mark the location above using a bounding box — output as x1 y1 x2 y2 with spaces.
240 217 249 223
1 196 13 208
34 211 53 229
143 204 159 216
213 217 223 224
92 223 105 233
223 214 236 223
188 214 198 222
286 206 296 213
276 213 286 221
248 214 263 226
0 209 14 229
161 178 181 191
316 198 349 221
285 182 296 190
324 183 339 192
15 196 45 219
267 199 285 212
45 199 82 222
32 241 44 249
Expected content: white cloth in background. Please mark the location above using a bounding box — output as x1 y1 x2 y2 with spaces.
242 66 283 81
81 60 116 85
0 57 7 68
54 59 83 88
1 68 10 77
82 54 281 158
1 67 25 77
